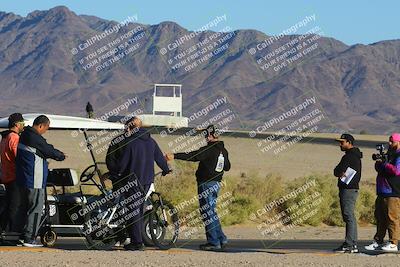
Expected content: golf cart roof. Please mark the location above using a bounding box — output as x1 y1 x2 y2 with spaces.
0 113 124 130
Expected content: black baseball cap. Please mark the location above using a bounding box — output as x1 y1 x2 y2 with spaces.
206 125 216 137
8 113 25 128
196 124 217 137
335 133 355 144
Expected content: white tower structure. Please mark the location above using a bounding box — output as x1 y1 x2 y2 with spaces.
152 84 182 116
139 84 189 127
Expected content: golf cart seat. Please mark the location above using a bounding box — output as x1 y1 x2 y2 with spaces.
47 168 79 186
46 168 87 204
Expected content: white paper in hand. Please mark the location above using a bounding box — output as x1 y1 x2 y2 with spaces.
340 167 357 185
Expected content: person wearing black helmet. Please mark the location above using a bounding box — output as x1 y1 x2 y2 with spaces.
166 125 231 251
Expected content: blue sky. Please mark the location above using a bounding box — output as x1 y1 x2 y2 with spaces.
0 0 398 45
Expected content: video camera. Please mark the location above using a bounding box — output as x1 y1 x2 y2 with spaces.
372 143 389 162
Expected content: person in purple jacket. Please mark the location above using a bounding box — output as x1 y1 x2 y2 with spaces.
365 133 400 252
117 117 171 251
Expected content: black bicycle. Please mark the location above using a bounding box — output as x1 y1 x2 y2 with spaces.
80 165 179 250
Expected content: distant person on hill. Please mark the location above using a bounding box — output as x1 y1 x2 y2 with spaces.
365 133 400 252
166 125 231 251
333 134 363 253
86 102 94 118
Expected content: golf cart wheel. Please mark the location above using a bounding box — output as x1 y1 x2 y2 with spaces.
40 229 57 247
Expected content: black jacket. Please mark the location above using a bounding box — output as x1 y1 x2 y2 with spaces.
16 126 65 189
19 126 65 161
106 131 130 178
174 141 231 183
334 147 363 189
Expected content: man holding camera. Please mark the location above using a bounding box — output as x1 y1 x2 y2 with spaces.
365 133 400 252
333 134 363 253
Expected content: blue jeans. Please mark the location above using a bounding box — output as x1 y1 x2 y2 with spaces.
198 181 227 246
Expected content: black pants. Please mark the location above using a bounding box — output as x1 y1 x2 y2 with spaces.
126 184 149 245
0 182 26 233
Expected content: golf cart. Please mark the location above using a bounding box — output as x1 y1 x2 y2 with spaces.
0 114 179 250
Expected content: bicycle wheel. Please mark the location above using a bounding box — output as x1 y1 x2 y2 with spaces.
83 208 118 250
142 214 156 247
149 200 179 250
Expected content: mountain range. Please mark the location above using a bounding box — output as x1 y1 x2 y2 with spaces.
0 6 399 134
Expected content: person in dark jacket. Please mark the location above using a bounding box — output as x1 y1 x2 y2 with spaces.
333 133 362 253
117 117 170 251
105 117 138 190
16 115 66 247
166 125 231 251
105 117 139 247
365 133 400 252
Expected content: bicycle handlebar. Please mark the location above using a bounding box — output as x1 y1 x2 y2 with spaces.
154 169 173 178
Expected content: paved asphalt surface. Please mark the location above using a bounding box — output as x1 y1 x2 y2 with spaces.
42 238 394 255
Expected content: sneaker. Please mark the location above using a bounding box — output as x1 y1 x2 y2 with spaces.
115 238 131 247
23 240 43 247
199 243 222 251
124 243 145 251
381 242 398 252
123 238 131 246
333 244 350 253
364 241 382 251
349 245 359 253
221 241 228 250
